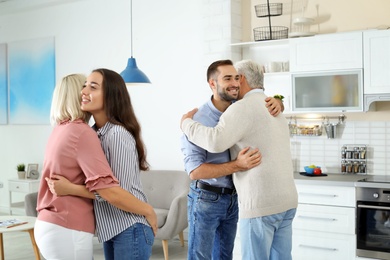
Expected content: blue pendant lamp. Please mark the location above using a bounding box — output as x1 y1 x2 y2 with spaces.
120 0 151 84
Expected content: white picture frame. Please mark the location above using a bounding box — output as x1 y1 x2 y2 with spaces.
27 163 38 178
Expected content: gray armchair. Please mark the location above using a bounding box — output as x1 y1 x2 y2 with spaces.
141 170 190 260
24 192 38 217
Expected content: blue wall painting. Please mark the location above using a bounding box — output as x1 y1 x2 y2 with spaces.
0 44 7 125
8 37 55 124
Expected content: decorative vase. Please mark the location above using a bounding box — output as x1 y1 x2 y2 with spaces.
17 171 26 179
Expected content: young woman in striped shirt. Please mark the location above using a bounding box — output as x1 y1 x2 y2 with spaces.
48 69 155 259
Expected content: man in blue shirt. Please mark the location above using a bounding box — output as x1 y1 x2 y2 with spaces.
181 60 284 259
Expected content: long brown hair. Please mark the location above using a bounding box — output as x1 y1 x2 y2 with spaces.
93 68 149 171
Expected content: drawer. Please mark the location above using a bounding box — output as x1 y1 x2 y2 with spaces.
293 204 355 235
296 184 355 207
9 180 39 193
292 229 355 260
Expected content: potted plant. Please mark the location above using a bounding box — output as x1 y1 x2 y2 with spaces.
16 163 26 179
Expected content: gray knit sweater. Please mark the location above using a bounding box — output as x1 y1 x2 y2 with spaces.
182 90 298 219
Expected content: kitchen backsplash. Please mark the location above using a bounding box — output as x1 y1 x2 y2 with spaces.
290 121 390 175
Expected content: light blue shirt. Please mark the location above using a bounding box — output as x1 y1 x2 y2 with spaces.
180 96 234 189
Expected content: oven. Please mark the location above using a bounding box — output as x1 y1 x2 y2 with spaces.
356 182 390 259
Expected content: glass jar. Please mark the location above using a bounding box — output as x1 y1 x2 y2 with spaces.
360 147 366 159
346 150 353 159
353 147 360 159
341 149 346 159
341 161 346 173
353 161 360 173
359 162 366 173
346 162 353 173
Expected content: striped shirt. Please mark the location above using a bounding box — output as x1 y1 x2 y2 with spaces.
93 122 149 242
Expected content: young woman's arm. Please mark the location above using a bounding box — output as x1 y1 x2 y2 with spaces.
47 176 95 198
46 175 157 235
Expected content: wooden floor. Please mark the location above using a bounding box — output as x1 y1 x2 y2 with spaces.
1 209 242 259
1 232 188 260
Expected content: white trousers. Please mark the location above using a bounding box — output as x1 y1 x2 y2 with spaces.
34 219 94 260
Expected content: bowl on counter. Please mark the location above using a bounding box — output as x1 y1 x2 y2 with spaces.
304 166 321 175
304 166 314 174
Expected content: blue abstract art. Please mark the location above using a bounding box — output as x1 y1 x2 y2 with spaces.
0 44 6 125
8 37 55 124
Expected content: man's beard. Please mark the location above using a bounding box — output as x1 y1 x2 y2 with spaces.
217 83 239 102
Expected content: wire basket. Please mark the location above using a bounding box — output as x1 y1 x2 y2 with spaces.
253 26 288 41
255 3 283 17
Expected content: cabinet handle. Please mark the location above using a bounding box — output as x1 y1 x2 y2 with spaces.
299 244 338 251
299 192 338 198
358 204 390 211
297 215 336 222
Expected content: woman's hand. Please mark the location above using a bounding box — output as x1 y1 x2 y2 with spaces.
45 175 73 196
145 206 158 236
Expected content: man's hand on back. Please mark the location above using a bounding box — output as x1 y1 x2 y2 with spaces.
181 108 198 130
265 97 284 116
235 147 262 171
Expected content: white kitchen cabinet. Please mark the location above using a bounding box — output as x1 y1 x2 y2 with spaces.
232 39 292 112
363 29 390 94
293 183 356 260
292 69 363 112
290 31 363 72
297 184 355 207
294 204 355 234
293 229 355 260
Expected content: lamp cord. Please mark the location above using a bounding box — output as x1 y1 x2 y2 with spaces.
130 0 133 57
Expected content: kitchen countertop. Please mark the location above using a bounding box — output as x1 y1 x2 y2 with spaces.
294 172 368 187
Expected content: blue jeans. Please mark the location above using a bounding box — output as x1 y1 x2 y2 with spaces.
103 223 154 260
240 208 297 260
187 183 238 260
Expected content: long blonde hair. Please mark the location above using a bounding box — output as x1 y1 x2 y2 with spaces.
50 74 91 125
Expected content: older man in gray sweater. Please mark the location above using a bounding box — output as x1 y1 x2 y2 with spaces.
181 59 298 260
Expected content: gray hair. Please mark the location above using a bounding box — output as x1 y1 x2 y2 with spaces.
234 60 264 90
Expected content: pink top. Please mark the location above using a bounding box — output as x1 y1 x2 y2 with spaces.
37 119 119 234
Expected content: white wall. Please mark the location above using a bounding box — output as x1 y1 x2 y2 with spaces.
0 0 210 210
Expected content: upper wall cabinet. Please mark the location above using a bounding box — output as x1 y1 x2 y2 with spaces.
363 30 390 95
289 31 363 72
292 69 363 112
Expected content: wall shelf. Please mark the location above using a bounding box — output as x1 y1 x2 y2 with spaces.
288 114 346 137
288 114 346 123
230 38 289 47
